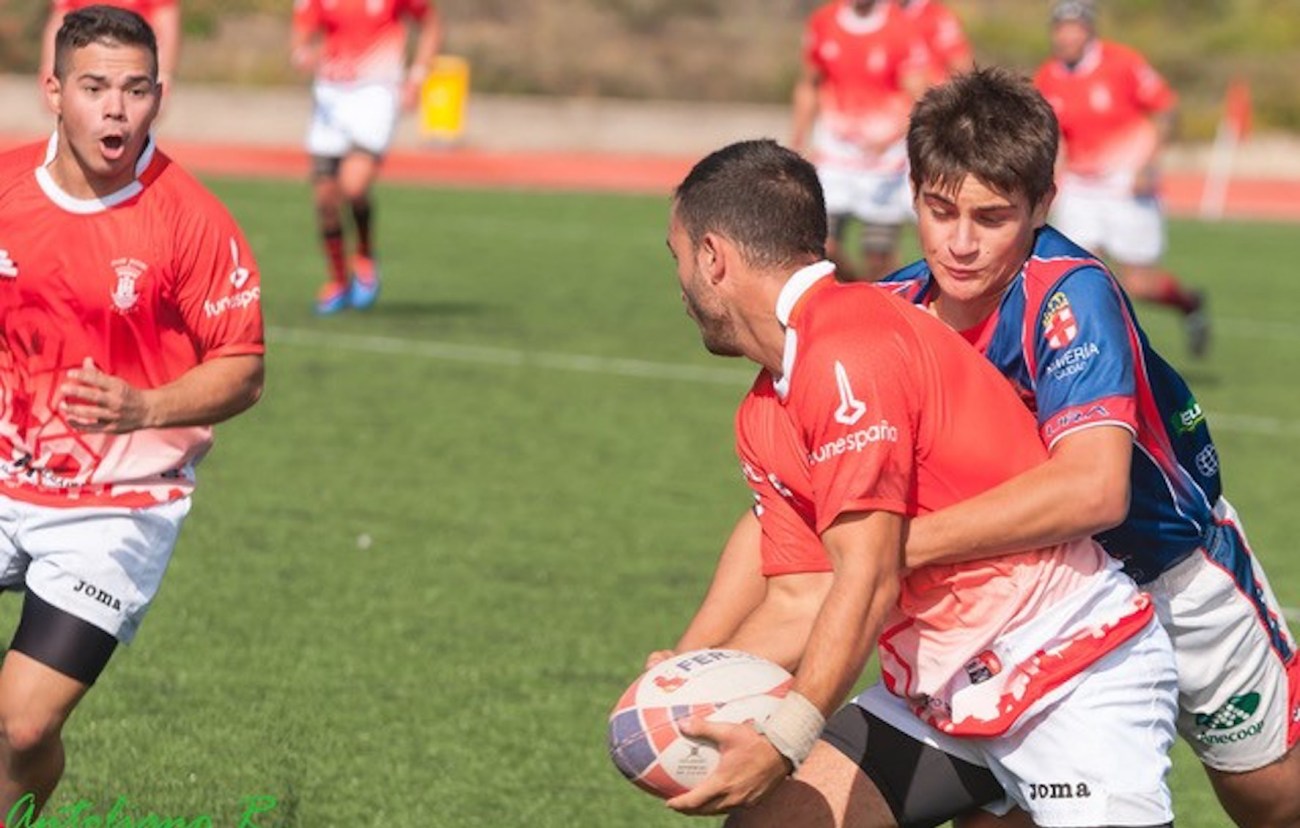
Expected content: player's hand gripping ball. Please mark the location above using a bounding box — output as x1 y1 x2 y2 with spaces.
607 649 793 798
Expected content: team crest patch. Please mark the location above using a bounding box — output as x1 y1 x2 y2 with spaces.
110 257 148 314
1042 292 1078 350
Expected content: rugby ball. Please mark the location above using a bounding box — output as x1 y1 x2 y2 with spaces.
607 648 793 799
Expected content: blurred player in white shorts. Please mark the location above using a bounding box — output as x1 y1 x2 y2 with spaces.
792 0 927 282
291 0 441 315
1034 0 1210 357
0 7 264 816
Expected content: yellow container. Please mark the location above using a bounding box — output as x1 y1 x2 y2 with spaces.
420 55 470 142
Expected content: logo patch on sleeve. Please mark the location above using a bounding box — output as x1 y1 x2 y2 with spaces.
1042 292 1079 350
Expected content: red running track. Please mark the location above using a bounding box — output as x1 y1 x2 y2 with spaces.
3 133 1298 222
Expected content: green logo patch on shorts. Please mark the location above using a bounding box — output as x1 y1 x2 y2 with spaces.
1196 692 1260 731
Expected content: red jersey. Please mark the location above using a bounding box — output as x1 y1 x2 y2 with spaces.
293 0 429 85
52 0 175 14
1034 40 1176 179
736 263 1153 735
900 0 971 84
803 1 923 150
0 138 264 508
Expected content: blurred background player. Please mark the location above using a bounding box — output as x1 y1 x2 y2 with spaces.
40 0 181 90
291 0 441 315
898 0 973 85
1034 0 1211 357
0 7 263 815
791 0 927 282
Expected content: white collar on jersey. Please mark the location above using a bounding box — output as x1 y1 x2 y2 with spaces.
776 260 836 328
772 259 835 401
35 131 157 215
1061 39 1103 75
835 1 890 35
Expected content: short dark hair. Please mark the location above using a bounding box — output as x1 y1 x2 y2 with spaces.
908 66 1059 208
54 5 158 81
674 139 827 270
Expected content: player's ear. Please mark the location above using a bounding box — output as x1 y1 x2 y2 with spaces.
1031 185 1057 228
698 232 727 285
43 71 63 117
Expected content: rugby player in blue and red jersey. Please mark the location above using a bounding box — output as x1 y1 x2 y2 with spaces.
884 66 1300 828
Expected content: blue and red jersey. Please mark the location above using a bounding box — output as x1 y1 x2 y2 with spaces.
882 226 1219 583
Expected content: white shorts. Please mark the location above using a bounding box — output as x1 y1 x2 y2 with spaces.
1148 498 1300 772
1052 174 1165 266
0 496 192 643
306 80 401 159
856 618 1178 827
817 164 915 228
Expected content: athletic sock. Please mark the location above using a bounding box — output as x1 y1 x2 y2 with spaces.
351 199 373 259
323 227 348 285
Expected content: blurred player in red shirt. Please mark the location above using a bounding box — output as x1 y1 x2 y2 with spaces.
0 7 263 816
792 0 927 283
1034 0 1210 357
656 140 1177 827
40 0 180 90
898 0 973 84
291 0 441 314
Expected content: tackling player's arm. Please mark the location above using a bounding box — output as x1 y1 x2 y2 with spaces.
58 354 264 433
904 425 1132 568
667 508 903 815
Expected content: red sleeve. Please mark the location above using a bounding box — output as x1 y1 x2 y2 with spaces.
802 10 827 73
292 0 322 32
1126 48 1176 114
929 6 971 66
792 325 917 535
172 195 265 361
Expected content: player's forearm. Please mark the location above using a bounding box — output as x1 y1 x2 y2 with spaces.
905 429 1132 568
409 12 442 79
791 75 819 151
151 5 181 82
143 354 264 429
722 570 833 671
794 512 902 716
674 510 767 651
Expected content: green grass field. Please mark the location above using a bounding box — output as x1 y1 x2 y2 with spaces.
6 178 1296 827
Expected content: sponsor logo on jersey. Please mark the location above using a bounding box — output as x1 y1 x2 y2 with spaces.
741 462 766 484
767 473 794 500
204 286 262 319
0 248 17 279
228 238 252 289
1045 341 1099 381
963 651 1002 685
1194 692 1264 745
1195 444 1220 478
808 421 900 465
110 257 148 314
1027 782 1093 801
1041 292 1078 349
1171 400 1206 436
1041 403 1110 441
833 361 868 425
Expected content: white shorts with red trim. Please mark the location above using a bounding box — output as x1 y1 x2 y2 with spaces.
307 80 401 159
857 616 1178 827
1149 498 1300 772
0 496 192 643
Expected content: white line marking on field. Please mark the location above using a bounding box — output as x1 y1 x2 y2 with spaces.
267 326 753 386
1219 317 1300 342
266 326 1300 437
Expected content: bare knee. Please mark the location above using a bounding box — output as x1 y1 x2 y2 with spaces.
0 711 64 756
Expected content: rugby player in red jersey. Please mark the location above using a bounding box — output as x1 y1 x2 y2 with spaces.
0 7 263 815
